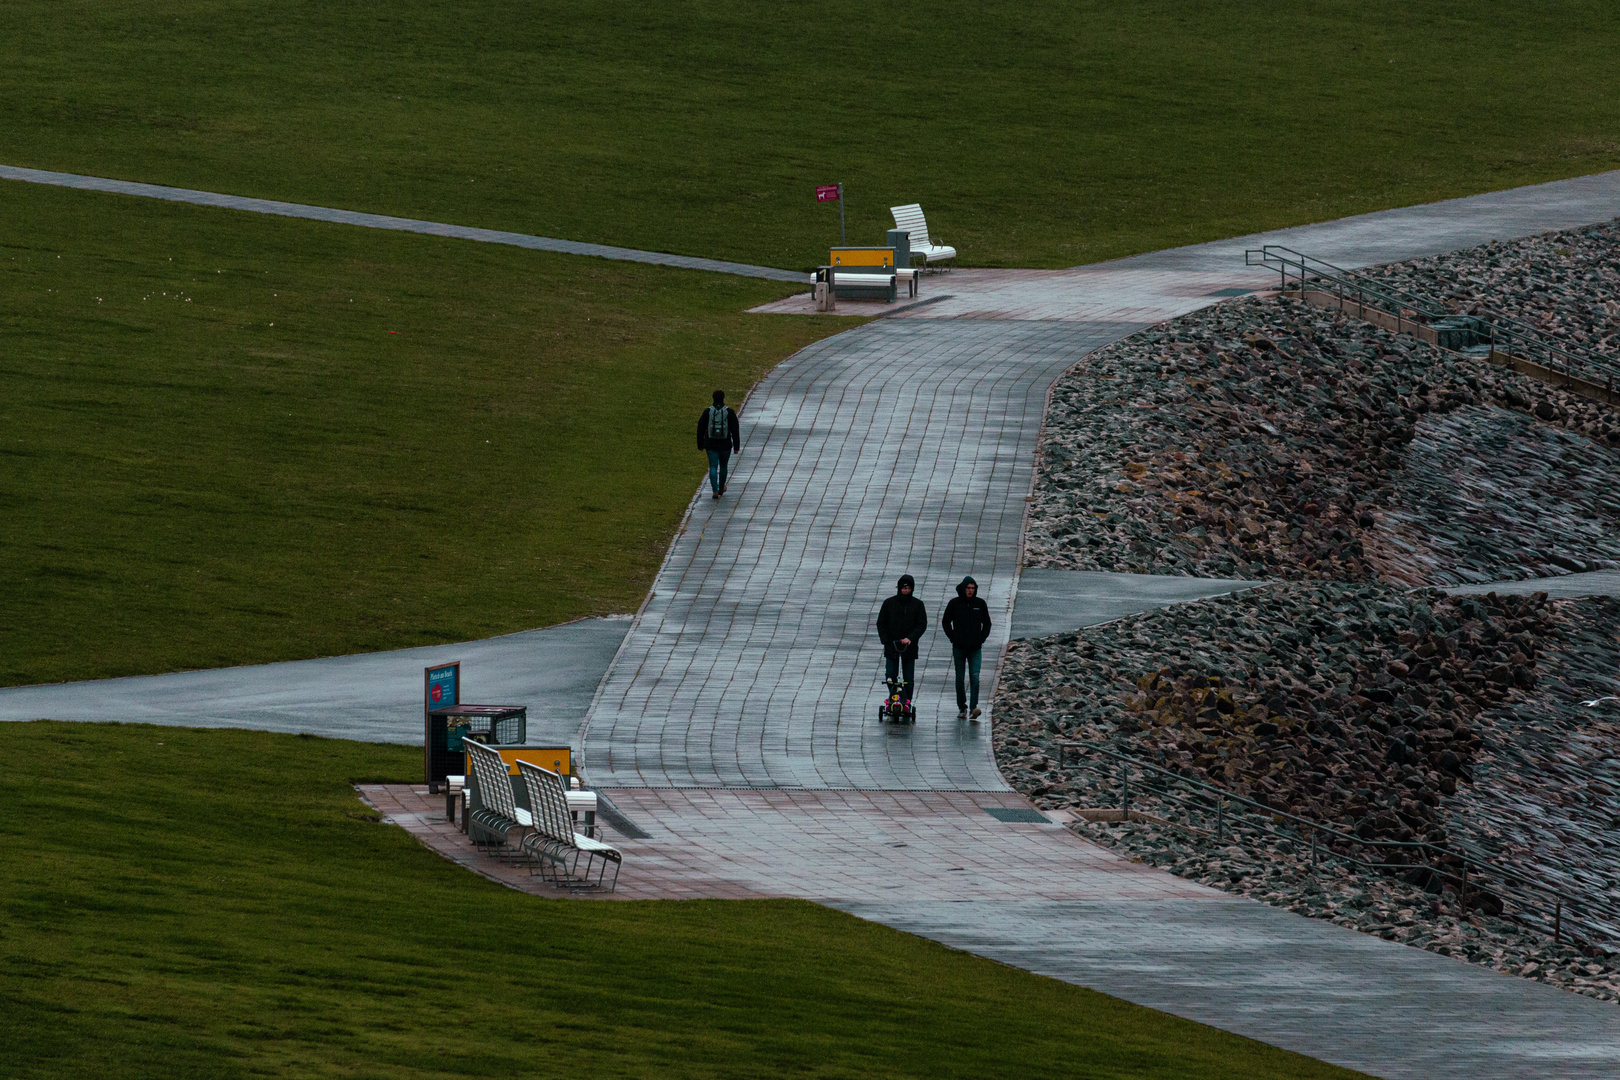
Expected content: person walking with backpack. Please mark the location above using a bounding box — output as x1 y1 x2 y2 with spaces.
876 574 928 714
941 575 991 720
697 389 741 499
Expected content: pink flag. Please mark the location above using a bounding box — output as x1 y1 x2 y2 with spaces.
815 184 841 203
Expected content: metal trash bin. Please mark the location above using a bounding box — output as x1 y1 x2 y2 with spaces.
427 704 527 786
887 228 912 269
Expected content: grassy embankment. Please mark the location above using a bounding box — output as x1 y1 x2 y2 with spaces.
0 182 833 686
0 721 1371 1080
3 0 1618 268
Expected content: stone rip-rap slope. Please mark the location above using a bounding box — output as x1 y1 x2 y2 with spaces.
1025 295 1620 586
1365 218 1620 360
991 584 1620 1003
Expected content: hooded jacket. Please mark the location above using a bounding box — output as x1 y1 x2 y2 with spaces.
876 574 928 659
941 576 992 652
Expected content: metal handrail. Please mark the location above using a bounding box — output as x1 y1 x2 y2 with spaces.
1055 740 1615 950
1245 245 1619 390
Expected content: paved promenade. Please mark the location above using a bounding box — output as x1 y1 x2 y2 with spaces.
1448 568 1620 599
0 618 630 745
855 898 1620 1080
571 176 1620 1077
581 319 1142 791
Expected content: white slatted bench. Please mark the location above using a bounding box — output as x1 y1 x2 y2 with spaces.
461 741 599 835
890 204 956 269
517 759 623 891
463 739 527 857
833 267 896 302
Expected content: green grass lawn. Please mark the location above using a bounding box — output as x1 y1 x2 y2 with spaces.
3 0 1619 268
0 721 1369 1080
0 180 837 687
8 0 1620 683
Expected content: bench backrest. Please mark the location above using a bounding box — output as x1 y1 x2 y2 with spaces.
465 739 519 823
830 247 893 269
516 759 577 848
890 204 933 247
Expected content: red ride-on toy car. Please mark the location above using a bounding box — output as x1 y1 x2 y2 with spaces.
878 679 917 724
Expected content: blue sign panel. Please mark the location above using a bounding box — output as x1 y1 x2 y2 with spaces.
427 663 458 711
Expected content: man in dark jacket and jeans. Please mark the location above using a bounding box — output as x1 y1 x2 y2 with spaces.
697 389 741 499
941 575 991 720
876 574 928 710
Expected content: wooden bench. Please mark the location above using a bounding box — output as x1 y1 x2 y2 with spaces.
829 247 898 302
889 204 956 269
516 759 623 891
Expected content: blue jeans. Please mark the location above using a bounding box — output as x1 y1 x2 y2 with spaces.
706 449 731 494
953 647 982 710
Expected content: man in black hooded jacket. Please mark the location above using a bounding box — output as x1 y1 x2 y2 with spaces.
941 575 991 720
876 574 927 709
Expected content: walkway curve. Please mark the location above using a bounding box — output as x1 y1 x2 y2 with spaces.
0 164 804 282
580 319 1143 790
572 176 1620 1079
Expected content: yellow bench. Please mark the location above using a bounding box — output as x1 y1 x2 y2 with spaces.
830 247 894 269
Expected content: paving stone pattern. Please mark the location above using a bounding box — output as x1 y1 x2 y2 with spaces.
1110 168 1620 275
370 770 1620 1078
576 308 1620 1074
580 319 1144 791
363 784 1216 900
0 164 805 282
848 898 1620 1080
1010 567 1263 639
1449 569 1620 599
749 267 1272 322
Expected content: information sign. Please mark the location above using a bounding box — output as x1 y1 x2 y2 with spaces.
426 663 458 709
424 661 461 785
817 182 847 244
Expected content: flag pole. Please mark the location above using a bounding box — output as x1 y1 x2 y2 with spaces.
839 181 846 246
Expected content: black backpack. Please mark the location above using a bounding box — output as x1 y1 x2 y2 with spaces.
707 406 728 441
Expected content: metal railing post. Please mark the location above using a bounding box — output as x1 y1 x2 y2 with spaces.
1216 795 1224 843
1121 763 1131 820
